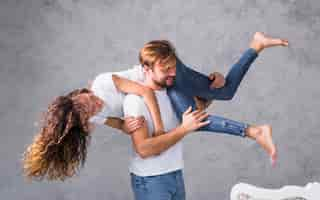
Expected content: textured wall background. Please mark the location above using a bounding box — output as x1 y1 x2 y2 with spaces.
1 0 319 199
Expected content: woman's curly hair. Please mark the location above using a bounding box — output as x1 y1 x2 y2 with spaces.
23 88 93 181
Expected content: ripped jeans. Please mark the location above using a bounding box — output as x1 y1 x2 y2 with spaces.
167 48 258 137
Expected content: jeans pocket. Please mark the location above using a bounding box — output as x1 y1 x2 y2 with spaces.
131 175 148 192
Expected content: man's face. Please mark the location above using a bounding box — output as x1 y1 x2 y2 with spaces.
147 59 177 88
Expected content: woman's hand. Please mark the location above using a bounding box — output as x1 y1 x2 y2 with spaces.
180 106 210 133
121 116 146 134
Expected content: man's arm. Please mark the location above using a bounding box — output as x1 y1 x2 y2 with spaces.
124 95 210 158
131 123 188 158
112 74 164 136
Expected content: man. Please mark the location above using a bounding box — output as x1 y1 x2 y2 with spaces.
123 46 209 200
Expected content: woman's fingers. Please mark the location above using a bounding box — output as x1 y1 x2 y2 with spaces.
124 116 145 132
130 116 145 126
129 121 142 131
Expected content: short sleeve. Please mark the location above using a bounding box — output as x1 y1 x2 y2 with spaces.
123 94 147 118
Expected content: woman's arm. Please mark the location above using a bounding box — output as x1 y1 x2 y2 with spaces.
104 117 123 131
104 116 145 135
111 74 164 136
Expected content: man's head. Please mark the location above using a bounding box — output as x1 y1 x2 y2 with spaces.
139 40 177 88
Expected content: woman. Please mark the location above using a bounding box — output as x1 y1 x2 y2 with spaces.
23 32 288 181
22 80 164 181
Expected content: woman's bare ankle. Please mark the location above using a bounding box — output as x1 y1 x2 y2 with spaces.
245 125 262 140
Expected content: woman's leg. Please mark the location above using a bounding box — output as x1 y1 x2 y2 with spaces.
174 48 258 101
173 32 288 101
167 88 277 165
167 88 248 137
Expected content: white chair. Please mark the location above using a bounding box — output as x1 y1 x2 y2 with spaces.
230 182 320 200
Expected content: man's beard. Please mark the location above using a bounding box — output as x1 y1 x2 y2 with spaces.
153 77 175 88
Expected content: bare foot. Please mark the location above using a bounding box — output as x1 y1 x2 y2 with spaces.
250 32 289 53
255 125 277 166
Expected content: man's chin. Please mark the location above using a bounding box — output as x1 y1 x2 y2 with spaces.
166 78 175 86
155 78 175 88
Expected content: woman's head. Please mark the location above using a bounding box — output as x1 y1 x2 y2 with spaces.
23 88 103 181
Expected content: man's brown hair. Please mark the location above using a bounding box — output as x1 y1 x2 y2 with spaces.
139 40 177 69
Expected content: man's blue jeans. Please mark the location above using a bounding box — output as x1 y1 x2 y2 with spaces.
131 170 185 200
167 48 258 137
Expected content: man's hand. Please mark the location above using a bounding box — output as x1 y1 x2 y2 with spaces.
209 72 226 89
122 116 146 134
180 106 210 133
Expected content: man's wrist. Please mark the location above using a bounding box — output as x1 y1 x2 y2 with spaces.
176 124 189 136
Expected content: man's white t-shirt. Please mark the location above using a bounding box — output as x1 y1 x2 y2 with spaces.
123 89 184 177
89 65 145 124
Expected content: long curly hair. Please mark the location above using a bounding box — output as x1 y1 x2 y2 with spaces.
23 88 93 181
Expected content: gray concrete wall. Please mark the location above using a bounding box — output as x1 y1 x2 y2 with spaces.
1 0 319 199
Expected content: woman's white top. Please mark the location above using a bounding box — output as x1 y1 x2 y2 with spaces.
89 65 145 124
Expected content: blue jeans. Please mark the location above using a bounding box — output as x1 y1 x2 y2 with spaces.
131 170 185 200
167 48 258 137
